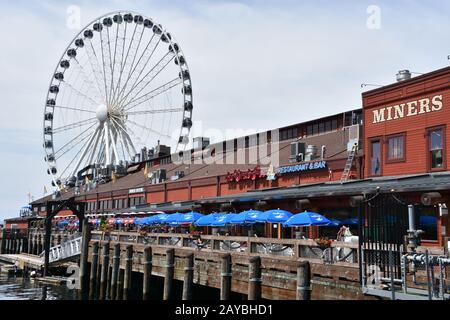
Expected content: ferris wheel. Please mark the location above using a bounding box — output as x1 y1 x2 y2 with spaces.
43 11 193 189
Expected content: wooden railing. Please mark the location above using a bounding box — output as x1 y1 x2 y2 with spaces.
89 231 359 266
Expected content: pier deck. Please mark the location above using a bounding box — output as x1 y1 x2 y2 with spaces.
0 253 43 268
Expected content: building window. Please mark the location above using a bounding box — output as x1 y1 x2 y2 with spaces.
331 119 338 130
428 127 445 170
306 119 338 137
280 127 298 141
387 134 405 162
370 139 382 176
318 122 325 134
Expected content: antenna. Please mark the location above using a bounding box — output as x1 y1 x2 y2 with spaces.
361 83 383 88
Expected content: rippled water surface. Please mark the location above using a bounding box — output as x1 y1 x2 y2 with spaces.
0 274 77 300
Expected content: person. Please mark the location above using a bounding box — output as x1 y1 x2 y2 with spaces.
336 225 352 241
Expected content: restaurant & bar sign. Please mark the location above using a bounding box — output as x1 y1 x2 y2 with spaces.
277 160 327 174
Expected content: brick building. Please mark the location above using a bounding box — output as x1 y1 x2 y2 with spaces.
17 66 450 248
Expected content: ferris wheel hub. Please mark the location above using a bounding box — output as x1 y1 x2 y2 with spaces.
96 104 108 122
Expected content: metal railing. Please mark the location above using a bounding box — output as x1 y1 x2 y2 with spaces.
39 234 82 263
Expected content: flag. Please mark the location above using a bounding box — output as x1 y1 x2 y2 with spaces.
43 186 48 195
144 162 149 177
111 171 117 184
84 175 90 185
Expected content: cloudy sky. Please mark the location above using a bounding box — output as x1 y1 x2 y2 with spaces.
0 0 449 222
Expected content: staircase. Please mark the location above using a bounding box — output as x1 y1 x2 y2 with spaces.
39 235 82 264
340 143 358 183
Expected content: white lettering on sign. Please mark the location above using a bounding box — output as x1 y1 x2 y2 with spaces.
129 187 144 194
372 95 443 124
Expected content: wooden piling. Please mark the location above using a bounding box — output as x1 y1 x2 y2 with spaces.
29 234 34 255
5 238 10 254
27 234 32 254
296 261 311 300
182 253 194 300
123 245 133 300
88 241 100 300
79 218 91 299
116 269 124 300
0 228 6 254
37 234 42 255
11 234 16 254
22 237 28 254
142 246 153 300
163 248 175 300
106 265 112 300
110 243 120 300
99 242 110 300
248 256 262 300
31 234 37 255
220 253 232 300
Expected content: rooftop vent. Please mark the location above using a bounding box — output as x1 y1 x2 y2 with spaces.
396 70 411 82
193 137 210 150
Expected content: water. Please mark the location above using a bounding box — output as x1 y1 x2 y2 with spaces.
0 274 78 300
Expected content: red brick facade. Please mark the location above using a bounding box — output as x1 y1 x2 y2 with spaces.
363 67 450 177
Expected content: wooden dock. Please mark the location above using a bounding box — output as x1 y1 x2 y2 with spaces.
79 230 368 300
0 253 43 268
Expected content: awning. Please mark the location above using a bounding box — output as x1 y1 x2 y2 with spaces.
198 172 450 204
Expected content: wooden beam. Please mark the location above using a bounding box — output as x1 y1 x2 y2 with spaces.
123 245 133 300
163 248 175 300
182 253 194 300
142 246 153 300
248 256 261 300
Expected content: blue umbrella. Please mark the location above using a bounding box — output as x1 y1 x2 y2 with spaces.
115 218 123 225
179 211 204 224
341 218 359 226
325 218 342 227
140 216 152 225
209 213 238 227
134 218 143 225
150 213 170 224
419 216 437 226
58 219 69 226
166 212 184 226
263 209 293 223
385 215 397 224
284 211 331 227
194 213 223 226
230 210 263 225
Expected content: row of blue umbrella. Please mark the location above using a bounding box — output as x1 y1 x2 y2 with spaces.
57 212 438 228
129 209 362 228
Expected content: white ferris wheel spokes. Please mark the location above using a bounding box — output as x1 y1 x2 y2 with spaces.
43 11 193 190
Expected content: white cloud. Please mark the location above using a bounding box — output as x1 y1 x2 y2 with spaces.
0 0 449 221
